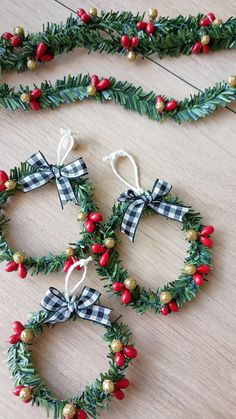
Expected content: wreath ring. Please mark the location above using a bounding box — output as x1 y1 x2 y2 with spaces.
7 258 137 418
81 150 214 315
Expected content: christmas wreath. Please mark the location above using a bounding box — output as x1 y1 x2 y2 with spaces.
78 151 214 315
0 129 103 278
0 8 235 72
0 74 236 123
7 258 137 418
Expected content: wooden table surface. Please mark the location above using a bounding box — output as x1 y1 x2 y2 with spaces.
1 1 236 418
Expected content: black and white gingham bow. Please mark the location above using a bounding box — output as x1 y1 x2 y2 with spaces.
41 286 112 326
118 179 189 241
18 151 88 208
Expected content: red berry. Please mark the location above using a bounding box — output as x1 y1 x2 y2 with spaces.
36 42 47 59
18 263 27 279
2 32 13 40
120 35 131 49
99 249 109 267
207 12 216 23
30 88 41 100
5 261 18 272
191 41 202 54
90 75 99 87
200 226 214 237
112 282 126 292
23 397 32 403
8 334 21 344
193 273 204 286
77 8 86 17
165 100 177 112
88 212 103 222
197 265 210 274
169 301 179 312
96 79 110 91
29 100 41 111
123 345 137 359
131 36 139 48
115 378 129 389
112 389 125 400
77 409 87 419
10 36 21 47
146 22 155 35
199 236 213 248
202 45 210 54
199 18 210 27
155 95 164 104
81 13 91 24
63 257 73 273
91 244 107 254
13 385 24 396
0 170 9 192
84 219 95 233
40 53 53 62
12 321 24 334
71 256 82 270
136 21 147 30
120 289 131 305
115 352 125 367
160 304 169 315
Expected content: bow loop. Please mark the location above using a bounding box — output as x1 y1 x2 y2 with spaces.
117 179 189 241
18 151 88 208
41 286 112 327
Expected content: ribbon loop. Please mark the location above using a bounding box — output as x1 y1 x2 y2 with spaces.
117 178 189 241
41 286 112 327
18 151 88 208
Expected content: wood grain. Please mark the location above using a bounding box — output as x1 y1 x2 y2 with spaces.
0 1 235 418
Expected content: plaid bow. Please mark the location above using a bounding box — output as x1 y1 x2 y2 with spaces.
41 286 112 326
118 179 189 241
18 151 88 208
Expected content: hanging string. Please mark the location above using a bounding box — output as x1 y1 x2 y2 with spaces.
64 256 92 300
103 149 144 194
57 128 77 166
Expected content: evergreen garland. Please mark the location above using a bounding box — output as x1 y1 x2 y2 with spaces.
0 75 235 123
0 10 236 72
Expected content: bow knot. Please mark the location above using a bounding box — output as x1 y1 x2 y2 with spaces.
41 286 112 327
118 179 189 241
18 151 88 208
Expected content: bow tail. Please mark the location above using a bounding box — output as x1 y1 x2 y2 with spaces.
149 201 189 221
78 305 112 327
121 200 145 242
56 177 77 209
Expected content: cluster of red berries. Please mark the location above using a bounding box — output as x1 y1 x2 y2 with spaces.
136 20 155 35
1 31 22 47
120 35 139 50
155 96 178 113
111 282 133 305
112 378 131 401
83 211 103 233
35 42 53 63
199 12 217 27
5 254 27 279
76 8 94 24
160 301 179 316
198 225 214 248
13 385 33 404
89 75 110 92
8 321 27 344
114 345 137 368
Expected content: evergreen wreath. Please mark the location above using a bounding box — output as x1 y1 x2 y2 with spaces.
7 258 137 419
77 151 214 316
0 130 101 278
0 74 236 122
0 8 235 72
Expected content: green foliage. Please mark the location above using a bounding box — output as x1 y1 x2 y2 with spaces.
80 196 213 315
0 75 235 124
7 315 135 418
0 12 235 72
0 161 95 275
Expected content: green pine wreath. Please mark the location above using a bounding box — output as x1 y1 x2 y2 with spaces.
7 308 137 418
77 190 214 316
0 157 99 277
0 74 236 123
0 8 235 72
